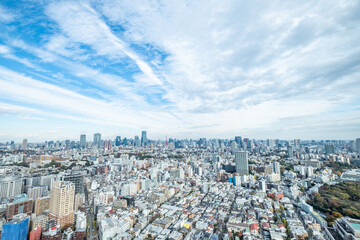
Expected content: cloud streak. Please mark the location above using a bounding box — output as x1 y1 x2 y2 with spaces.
0 0 359 140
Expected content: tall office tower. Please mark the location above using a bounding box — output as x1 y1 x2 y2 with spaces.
199 138 207 148
275 139 280 148
104 140 108 149
287 146 294 158
266 139 275 148
272 162 281 174
324 142 335 154
22 139 28 150
235 136 242 148
49 181 75 230
219 140 225 152
259 180 267 192
65 140 70 150
108 140 112 150
58 173 84 194
26 186 44 201
93 133 101 148
294 139 301 148
141 131 147 146
349 140 355 150
356 138 360 152
0 176 23 198
249 140 255 151
235 151 249 175
231 141 238 153
80 134 86 149
115 136 121 146
134 136 140 147
243 138 250 149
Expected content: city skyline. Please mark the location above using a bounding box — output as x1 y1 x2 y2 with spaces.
1 1 360 141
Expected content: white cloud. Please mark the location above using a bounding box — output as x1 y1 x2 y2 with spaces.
1 0 360 140
46 1 162 85
0 5 14 22
0 67 176 131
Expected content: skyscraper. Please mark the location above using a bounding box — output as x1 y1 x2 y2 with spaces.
58 173 84 194
324 142 335 154
65 140 70 150
235 136 242 148
266 139 275 149
287 146 294 158
49 181 75 230
22 139 28 150
259 180 267 192
115 136 121 146
235 151 248 175
141 131 147 146
272 162 281 174
80 134 86 149
356 138 360 152
134 136 140 147
93 133 101 148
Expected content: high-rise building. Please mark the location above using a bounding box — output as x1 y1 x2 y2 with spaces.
235 136 242 148
356 138 360 152
80 134 86 148
134 136 140 147
325 142 335 155
259 180 267 192
26 186 44 201
231 141 238 153
93 133 101 148
294 139 301 148
272 162 281 174
115 136 121 146
266 139 275 149
141 131 147 146
287 146 294 158
0 176 23 198
49 181 75 230
22 139 28 150
6 195 33 220
65 140 70 149
35 196 50 216
57 173 84 194
243 138 250 149
235 151 249 175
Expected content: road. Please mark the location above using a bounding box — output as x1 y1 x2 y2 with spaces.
85 185 98 240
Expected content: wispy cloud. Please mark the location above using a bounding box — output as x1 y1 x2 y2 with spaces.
0 5 14 22
0 0 359 140
46 1 162 85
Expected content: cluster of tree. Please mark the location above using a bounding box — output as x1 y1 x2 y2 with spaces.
308 182 360 223
325 162 353 173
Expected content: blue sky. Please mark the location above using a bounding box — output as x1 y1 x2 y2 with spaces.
0 0 359 142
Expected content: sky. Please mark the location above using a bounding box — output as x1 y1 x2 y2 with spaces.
0 0 360 142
